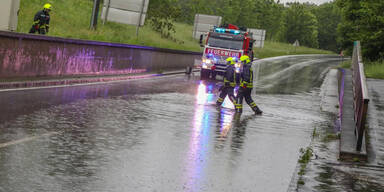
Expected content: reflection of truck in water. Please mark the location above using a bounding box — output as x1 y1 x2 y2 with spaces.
199 24 255 80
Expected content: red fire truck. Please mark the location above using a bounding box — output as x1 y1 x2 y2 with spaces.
199 24 255 80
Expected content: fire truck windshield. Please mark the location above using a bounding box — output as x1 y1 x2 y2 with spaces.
207 37 244 50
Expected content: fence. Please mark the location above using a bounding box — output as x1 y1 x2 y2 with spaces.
351 41 370 151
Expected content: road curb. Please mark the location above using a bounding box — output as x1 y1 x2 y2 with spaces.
0 69 199 90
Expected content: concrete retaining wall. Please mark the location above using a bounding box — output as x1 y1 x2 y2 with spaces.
0 31 202 78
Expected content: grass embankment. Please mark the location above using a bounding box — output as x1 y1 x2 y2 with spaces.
365 61 384 79
18 0 333 56
17 0 201 51
339 60 384 79
254 41 333 59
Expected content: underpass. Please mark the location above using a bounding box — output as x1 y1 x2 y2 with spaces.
0 55 341 192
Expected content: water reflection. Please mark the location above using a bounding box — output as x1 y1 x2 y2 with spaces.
218 110 235 139
196 81 215 105
256 57 340 94
231 115 254 153
183 81 215 191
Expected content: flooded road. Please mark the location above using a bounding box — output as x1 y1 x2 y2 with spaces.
0 55 343 192
292 72 384 191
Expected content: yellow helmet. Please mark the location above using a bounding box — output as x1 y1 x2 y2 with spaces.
240 55 251 64
43 3 52 10
226 57 235 65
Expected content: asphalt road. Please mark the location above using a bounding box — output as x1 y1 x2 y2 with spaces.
0 55 341 192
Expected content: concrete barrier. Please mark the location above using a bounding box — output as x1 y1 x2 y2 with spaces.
0 31 202 78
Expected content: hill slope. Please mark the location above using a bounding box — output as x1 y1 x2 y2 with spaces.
17 0 333 56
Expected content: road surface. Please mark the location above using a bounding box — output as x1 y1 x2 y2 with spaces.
0 55 341 192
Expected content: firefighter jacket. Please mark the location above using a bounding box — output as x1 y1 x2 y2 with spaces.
33 10 50 31
240 63 253 88
224 65 236 87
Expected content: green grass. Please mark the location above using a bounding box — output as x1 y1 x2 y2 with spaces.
17 0 201 51
296 146 314 186
322 133 340 142
339 60 351 69
338 60 384 79
254 41 334 59
17 0 333 56
365 60 384 79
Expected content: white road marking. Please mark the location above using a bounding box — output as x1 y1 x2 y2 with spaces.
0 132 59 148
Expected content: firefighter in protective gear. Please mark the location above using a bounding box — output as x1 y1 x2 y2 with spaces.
29 3 52 35
235 55 263 114
216 57 237 107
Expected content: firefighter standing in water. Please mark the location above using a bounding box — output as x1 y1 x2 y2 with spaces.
29 3 52 35
235 55 263 115
216 57 237 108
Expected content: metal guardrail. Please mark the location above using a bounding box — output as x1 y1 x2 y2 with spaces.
351 41 370 151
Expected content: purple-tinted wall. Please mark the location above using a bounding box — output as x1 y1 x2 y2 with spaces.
0 31 202 78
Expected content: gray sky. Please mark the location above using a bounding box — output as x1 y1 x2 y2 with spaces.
278 0 334 5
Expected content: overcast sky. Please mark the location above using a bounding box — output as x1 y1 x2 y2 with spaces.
278 0 334 5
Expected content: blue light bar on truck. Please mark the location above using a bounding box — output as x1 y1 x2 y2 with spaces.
215 28 240 35
231 30 240 35
215 28 226 33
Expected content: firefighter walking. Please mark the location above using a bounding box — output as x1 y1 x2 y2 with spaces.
235 55 263 115
29 3 52 35
216 57 237 108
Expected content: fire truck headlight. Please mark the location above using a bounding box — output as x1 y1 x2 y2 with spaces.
235 67 240 73
202 63 208 69
205 59 212 64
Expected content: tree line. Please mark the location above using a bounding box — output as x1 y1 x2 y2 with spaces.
147 0 383 61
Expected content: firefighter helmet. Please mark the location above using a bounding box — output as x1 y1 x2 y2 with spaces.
240 55 251 64
226 57 235 65
43 3 52 10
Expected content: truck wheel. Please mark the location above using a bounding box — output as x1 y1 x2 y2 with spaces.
210 71 217 80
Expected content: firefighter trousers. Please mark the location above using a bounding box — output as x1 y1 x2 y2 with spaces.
29 25 46 34
216 86 236 106
235 87 259 113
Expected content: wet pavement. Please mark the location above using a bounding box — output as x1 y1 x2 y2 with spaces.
0 55 372 192
367 79 384 166
292 76 384 191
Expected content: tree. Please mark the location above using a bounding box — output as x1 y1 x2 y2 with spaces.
147 0 181 38
253 0 285 40
337 0 384 60
279 3 319 48
312 2 341 52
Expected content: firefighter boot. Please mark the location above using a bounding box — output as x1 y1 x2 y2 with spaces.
216 97 224 108
216 101 222 108
252 106 263 115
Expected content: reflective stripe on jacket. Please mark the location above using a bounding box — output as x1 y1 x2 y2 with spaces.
33 10 50 29
224 65 236 87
